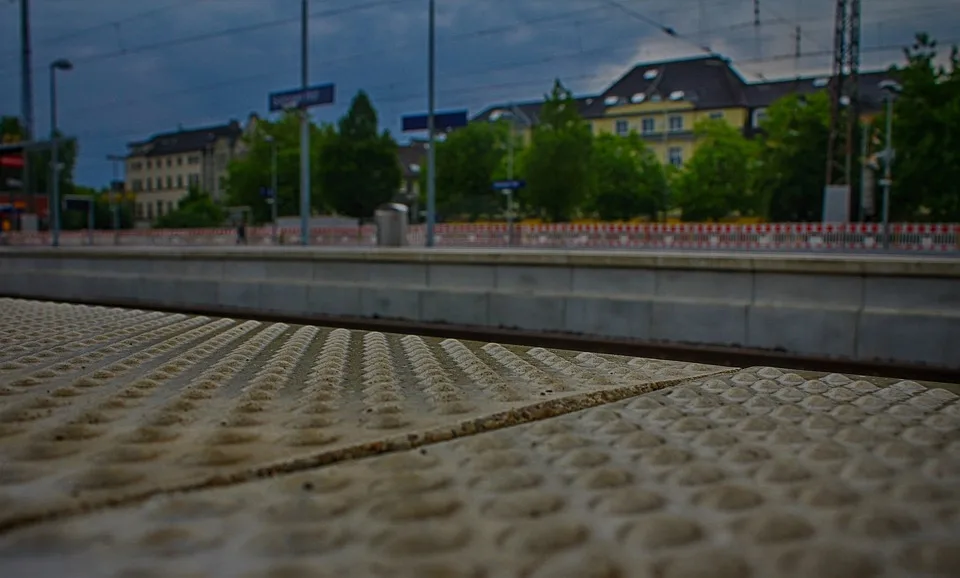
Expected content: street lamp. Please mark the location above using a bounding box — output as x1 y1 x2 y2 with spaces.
49 57 72 247
264 135 279 244
878 79 902 250
489 104 531 246
106 154 125 243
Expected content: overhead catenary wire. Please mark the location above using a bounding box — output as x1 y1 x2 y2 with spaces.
7 0 952 151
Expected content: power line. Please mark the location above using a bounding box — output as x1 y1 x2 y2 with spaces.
72 70 613 143
57 4 642 117
0 0 415 77
60 15 766 120
73 30 953 147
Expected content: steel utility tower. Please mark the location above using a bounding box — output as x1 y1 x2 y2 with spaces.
825 0 861 187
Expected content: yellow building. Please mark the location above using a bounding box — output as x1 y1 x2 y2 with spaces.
473 55 896 167
124 115 258 223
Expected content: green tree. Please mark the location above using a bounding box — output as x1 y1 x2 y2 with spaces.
523 79 593 221
319 91 402 221
588 131 664 221
426 121 512 220
672 119 757 221
752 92 833 222
154 186 225 228
224 111 332 224
886 33 960 221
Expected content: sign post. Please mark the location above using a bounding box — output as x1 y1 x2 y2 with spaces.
401 109 468 247
493 179 525 246
268 81 335 246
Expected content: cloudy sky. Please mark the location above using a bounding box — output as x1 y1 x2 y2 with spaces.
0 0 956 186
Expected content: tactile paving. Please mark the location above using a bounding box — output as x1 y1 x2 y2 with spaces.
0 366 957 577
0 298 728 529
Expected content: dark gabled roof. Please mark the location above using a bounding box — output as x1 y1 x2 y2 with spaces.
581 55 750 117
127 120 242 157
471 95 598 125
744 70 897 110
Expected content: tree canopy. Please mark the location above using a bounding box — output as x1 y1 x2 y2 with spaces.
589 132 664 221
522 79 594 222
672 119 757 221
886 33 960 221
225 111 332 224
154 186 226 228
429 120 513 221
318 90 402 221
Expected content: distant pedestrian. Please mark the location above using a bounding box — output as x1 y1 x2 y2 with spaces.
236 222 247 245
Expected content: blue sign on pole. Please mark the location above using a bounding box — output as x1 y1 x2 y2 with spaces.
260 187 275 199
268 83 335 112
401 110 468 132
492 179 526 191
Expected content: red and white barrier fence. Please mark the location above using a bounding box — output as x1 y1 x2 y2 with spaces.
4 222 959 252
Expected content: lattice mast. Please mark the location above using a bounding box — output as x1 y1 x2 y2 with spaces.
825 0 862 186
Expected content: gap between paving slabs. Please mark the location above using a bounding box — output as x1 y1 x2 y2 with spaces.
0 371 735 534
0 299 739 533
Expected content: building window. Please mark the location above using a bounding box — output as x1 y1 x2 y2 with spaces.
132 179 142 192
166 158 172 168
129 161 142 171
189 173 199 186
668 115 684 132
176 175 183 188
177 156 183 166
188 155 200 165
147 203 154 219
752 108 768 128
156 177 163 190
157 200 164 217
641 117 655 134
668 147 683 167
709 112 724 120
167 201 174 214
145 179 152 192
615 119 629 136
166 176 173 189
136 203 143 219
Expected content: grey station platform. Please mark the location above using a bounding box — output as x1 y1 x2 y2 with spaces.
0 298 957 577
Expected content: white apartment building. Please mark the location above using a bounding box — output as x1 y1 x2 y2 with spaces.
124 115 257 222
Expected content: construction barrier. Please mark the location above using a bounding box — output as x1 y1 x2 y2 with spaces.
5 222 959 252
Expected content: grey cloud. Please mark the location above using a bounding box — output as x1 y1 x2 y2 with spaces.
0 0 954 185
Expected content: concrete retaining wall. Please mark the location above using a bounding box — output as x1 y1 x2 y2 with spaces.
2 247 959 368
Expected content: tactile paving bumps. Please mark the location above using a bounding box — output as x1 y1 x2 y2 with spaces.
0 298 728 528
0 367 957 578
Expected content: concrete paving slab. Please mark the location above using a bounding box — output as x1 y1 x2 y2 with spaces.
0 298 729 530
0 365 957 577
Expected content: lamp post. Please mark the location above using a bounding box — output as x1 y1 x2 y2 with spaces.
424 0 437 247
264 135 279 244
106 154 125 243
49 57 72 248
490 105 531 246
878 80 902 251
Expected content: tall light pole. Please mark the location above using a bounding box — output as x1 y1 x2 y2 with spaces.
20 0 35 222
106 154 125 242
879 79 901 251
49 58 73 248
265 135 279 243
299 0 310 246
490 104 531 246
425 0 437 247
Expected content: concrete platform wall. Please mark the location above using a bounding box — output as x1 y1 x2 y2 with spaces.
1 248 958 368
